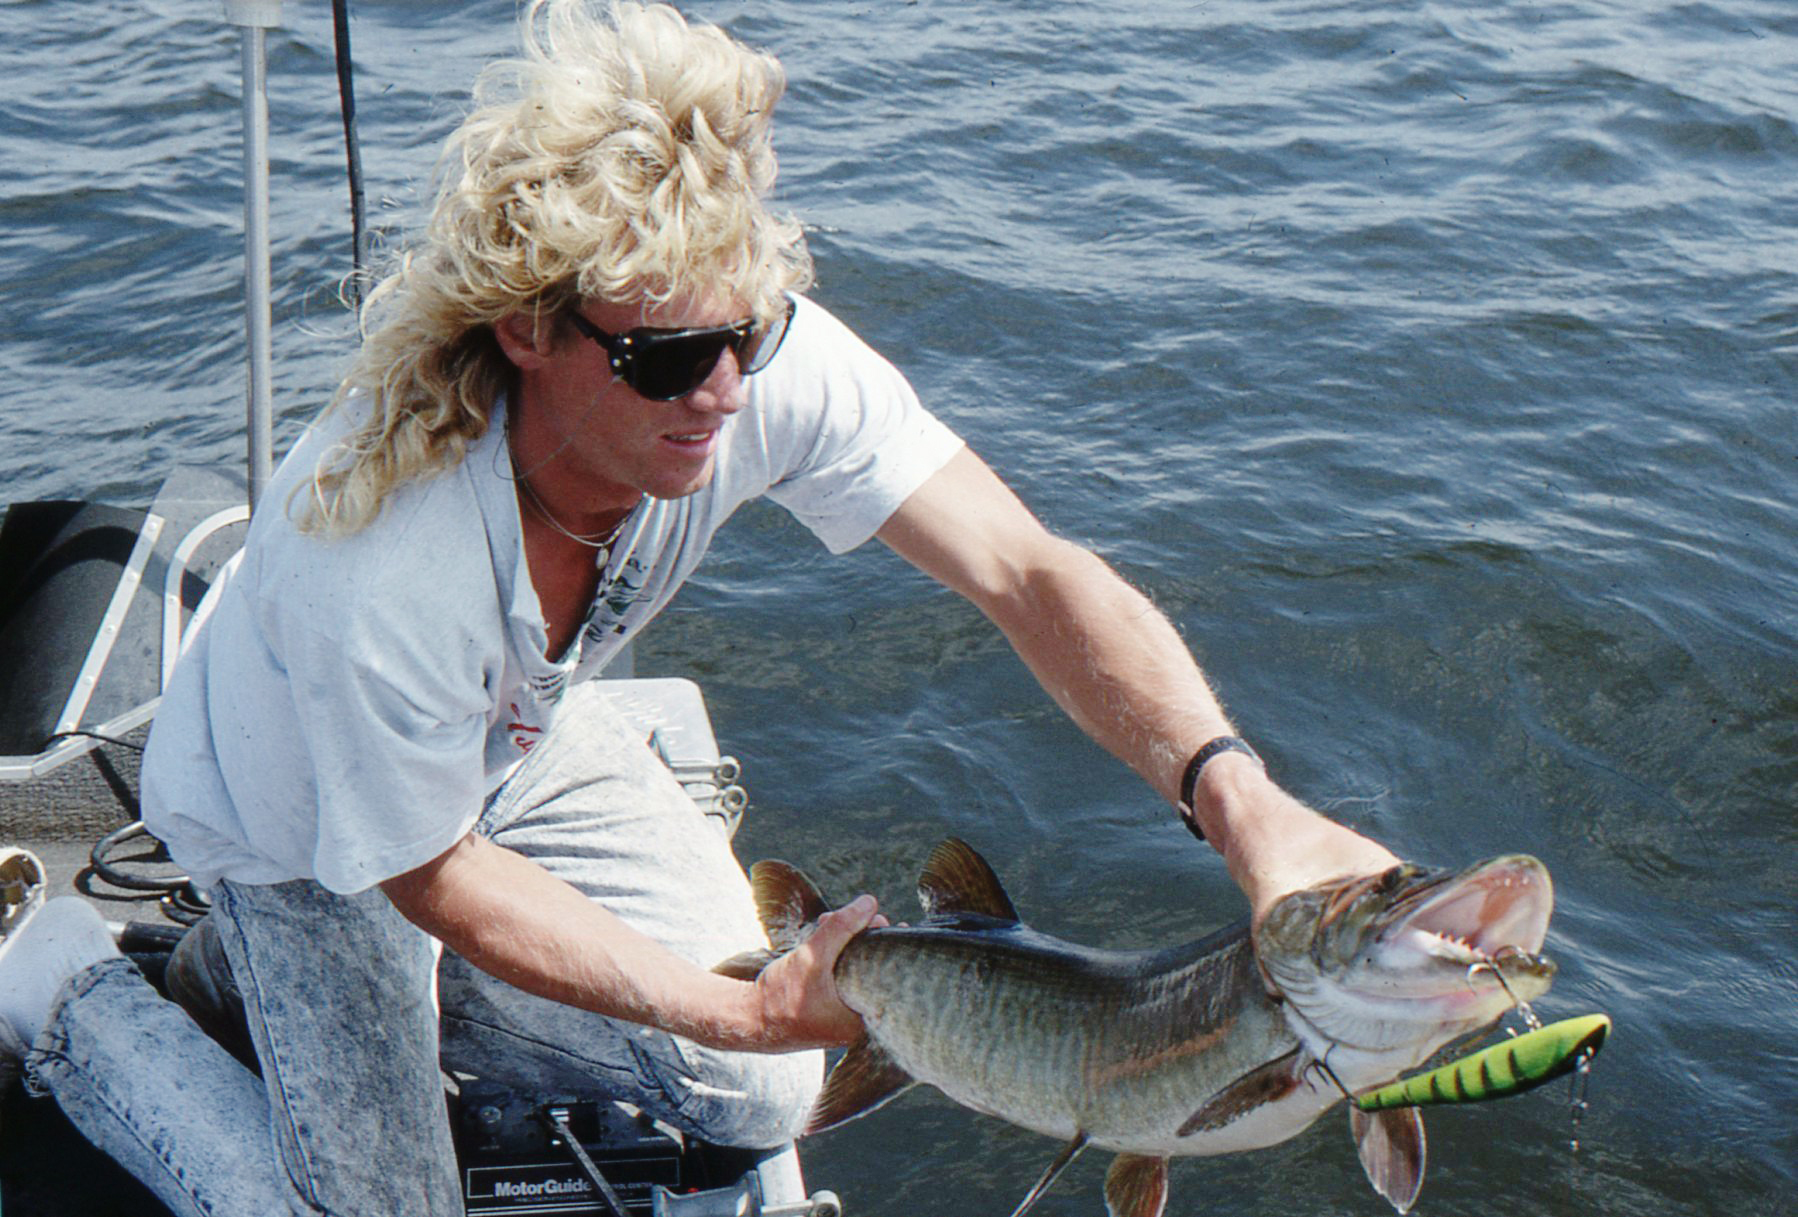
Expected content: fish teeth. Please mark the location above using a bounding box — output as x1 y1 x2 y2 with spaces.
1419 929 1477 962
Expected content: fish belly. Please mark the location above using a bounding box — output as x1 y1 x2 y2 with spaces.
1096 1075 1340 1158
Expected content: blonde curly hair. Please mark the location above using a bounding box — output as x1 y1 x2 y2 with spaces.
299 0 813 535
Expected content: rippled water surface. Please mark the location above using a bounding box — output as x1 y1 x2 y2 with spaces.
3 0 1795 1213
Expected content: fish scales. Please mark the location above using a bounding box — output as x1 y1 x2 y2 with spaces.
1072 935 1302 1151
836 925 1110 1135
834 918 1308 1150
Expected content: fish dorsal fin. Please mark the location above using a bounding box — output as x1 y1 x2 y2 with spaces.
917 838 1021 922
1351 1105 1427 1214
805 1035 916 1135
1104 1154 1169 1217
1177 1049 1306 1137
749 859 833 954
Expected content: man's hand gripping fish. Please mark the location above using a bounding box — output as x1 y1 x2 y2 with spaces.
726 839 1555 1216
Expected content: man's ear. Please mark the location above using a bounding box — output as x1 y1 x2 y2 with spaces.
493 311 555 369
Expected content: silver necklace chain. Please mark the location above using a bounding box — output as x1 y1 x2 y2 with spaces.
515 469 628 552
503 409 633 558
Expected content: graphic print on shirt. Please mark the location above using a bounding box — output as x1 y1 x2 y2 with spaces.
506 701 545 754
585 554 649 642
529 668 569 705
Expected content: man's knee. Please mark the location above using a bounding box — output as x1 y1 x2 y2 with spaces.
668 1047 825 1149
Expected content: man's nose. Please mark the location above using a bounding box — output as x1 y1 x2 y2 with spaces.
687 350 746 414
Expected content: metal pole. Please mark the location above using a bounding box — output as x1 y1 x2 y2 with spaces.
224 0 282 512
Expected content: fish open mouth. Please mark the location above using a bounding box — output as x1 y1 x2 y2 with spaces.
1349 855 1557 1013
1383 855 1553 967
1261 854 1559 1064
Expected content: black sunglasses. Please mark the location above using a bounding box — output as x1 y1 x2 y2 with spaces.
565 296 795 401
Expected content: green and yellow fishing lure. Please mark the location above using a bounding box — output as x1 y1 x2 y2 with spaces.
1353 1014 1611 1111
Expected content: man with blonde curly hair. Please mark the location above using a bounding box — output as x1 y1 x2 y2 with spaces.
0 2 1396 1211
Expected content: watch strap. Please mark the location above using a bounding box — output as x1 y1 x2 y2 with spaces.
1178 736 1264 840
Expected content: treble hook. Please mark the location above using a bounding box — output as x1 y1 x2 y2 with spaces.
1465 948 1543 1030
1464 956 1511 991
1308 1046 1358 1104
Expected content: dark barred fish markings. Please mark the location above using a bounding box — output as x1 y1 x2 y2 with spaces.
730 840 1557 1217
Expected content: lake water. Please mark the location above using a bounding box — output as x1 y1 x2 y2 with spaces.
3 0 1794 1213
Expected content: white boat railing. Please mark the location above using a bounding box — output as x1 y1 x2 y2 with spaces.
223 0 281 512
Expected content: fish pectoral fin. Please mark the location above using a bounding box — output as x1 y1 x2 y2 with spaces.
805 1035 916 1135
916 838 1022 923
1177 1049 1307 1137
1005 1132 1089 1217
748 860 834 953
1104 1154 1169 1217
1351 1104 1427 1214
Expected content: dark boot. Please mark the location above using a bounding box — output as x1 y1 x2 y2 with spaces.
163 912 258 1071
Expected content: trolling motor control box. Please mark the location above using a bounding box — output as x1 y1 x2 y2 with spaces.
454 1083 684 1215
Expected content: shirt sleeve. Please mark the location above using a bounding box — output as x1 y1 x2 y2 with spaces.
275 611 491 895
753 298 964 554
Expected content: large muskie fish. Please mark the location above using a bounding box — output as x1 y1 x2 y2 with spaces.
733 839 1554 1217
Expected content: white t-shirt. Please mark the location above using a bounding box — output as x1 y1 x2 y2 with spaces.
141 296 963 894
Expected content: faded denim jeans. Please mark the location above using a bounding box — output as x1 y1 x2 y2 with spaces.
25 681 823 1215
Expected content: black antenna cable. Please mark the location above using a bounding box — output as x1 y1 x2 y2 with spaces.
332 0 369 312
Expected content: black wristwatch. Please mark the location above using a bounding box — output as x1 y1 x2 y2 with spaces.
1177 736 1264 841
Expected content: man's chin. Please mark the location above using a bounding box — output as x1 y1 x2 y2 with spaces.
647 460 718 502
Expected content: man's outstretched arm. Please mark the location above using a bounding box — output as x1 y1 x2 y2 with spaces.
877 448 1398 925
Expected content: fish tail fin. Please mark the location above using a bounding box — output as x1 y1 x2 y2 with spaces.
733 861 917 1138
710 860 833 979
753 859 835 952
710 948 777 980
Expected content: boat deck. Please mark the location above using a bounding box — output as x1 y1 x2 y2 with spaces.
0 468 745 1214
